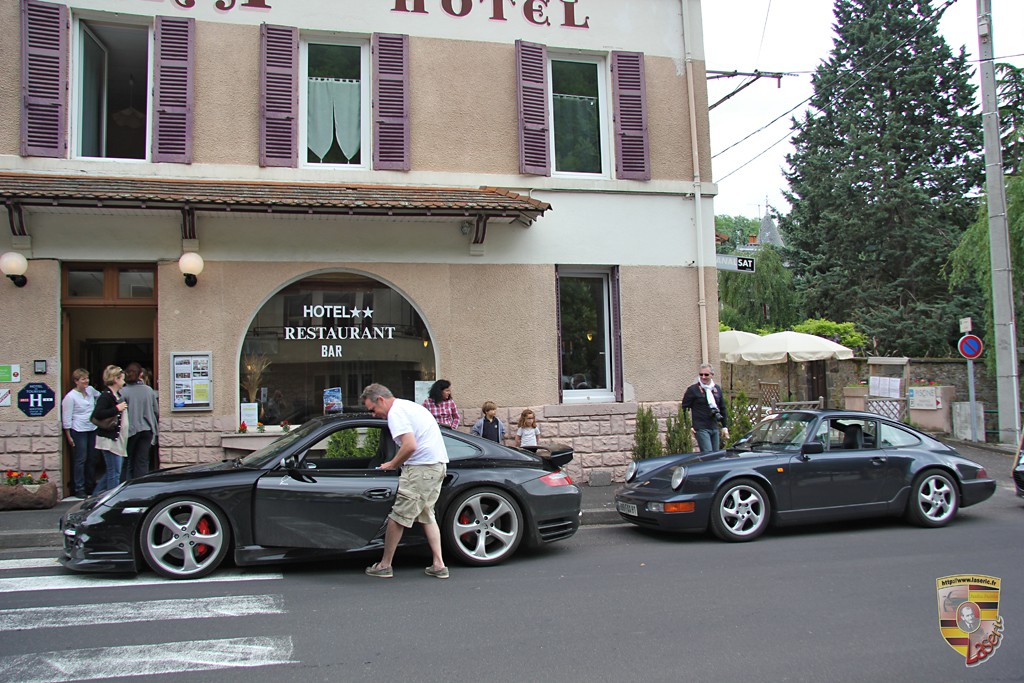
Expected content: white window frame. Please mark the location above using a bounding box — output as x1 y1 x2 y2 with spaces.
547 53 611 179
559 269 615 404
299 35 371 170
69 13 153 162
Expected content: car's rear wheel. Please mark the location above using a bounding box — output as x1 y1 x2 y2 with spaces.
139 497 231 579
443 487 523 566
710 478 770 542
906 470 958 527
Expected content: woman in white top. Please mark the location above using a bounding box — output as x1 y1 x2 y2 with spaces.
61 368 101 497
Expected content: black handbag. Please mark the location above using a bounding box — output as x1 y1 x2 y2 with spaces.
90 414 118 430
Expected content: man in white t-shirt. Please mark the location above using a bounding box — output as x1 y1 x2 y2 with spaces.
360 383 450 579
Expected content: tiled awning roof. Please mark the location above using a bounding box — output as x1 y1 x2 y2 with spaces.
0 172 551 221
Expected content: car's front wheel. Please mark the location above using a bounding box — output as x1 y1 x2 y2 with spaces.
443 487 523 566
139 497 231 579
906 470 959 527
710 478 771 542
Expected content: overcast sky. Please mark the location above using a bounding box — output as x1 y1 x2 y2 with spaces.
702 0 1024 218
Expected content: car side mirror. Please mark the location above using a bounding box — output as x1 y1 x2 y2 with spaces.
801 442 824 456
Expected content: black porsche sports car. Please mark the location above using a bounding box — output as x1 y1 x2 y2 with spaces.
60 415 581 579
615 410 996 542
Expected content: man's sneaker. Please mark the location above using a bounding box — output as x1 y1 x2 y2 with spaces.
424 565 449 579
365 563 393 578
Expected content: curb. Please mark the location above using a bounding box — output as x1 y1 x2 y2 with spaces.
581 509 624 526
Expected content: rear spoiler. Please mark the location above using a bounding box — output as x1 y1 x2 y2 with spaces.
523 442 574 469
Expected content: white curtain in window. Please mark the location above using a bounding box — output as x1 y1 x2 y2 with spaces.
307 78 361 162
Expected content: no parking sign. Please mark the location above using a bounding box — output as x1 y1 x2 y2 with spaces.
958 334 983 360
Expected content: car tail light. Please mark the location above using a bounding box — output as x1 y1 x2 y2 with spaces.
540 471 574 487
977 467 987 479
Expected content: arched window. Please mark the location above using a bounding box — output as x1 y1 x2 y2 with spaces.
240 272 433 424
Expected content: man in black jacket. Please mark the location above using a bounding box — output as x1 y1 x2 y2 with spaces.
681 363 729 453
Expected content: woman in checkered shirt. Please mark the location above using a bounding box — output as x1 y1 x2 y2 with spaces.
422 379 461 430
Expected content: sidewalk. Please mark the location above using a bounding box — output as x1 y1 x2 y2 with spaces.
0 485 625 552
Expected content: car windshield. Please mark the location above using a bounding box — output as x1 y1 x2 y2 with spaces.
734 412 816 452
239 421 320 468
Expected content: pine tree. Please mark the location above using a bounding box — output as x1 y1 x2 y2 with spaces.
665 403 693 454
631 404 663 461
778 0 984 356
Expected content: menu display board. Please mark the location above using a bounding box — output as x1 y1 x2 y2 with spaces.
170 352 213 411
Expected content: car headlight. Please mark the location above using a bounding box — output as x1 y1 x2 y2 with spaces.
94 482 127 508
670 466 686 490
625 460 638 482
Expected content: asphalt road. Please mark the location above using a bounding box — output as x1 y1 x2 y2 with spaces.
0 444 1019 683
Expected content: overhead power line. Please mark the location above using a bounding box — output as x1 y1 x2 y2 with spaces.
711 0 960 162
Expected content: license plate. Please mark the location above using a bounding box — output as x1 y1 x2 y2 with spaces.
617 501 638 516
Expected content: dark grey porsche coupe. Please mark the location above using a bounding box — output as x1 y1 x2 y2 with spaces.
615 410 996 542
60 415 580 579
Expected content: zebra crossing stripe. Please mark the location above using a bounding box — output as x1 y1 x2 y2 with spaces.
0 569 284 594
0 636 296 682
0 558 60 570
0 594 285 631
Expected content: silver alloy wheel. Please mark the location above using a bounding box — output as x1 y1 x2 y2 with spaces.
449 489 522 565
141 499 228 579
916 473 957 523
717 484 767 537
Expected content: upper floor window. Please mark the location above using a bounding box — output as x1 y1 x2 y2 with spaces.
261 27 407 170
302 40 370 166
76 19 150 160
19 1 193 162
516 41 649 180
550 57 606 175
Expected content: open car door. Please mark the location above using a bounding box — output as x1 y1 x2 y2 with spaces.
253 423 398 550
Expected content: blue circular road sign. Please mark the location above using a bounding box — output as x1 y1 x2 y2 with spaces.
958 334 983 360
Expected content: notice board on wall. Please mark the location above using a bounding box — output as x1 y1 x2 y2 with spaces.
170 352 212 412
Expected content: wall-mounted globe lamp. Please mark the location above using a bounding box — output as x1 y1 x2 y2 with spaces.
0 251 28 287
178 252 205 287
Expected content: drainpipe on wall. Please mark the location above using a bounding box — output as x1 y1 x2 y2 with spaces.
682 0 710 364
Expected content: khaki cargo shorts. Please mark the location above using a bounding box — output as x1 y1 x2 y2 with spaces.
389 462 447 528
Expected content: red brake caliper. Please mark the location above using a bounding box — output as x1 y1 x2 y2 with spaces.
195 517 212 559
459 509 474 544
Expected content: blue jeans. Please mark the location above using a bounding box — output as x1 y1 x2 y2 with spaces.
97 451 123 493
695 428 721 454
70 429 99 496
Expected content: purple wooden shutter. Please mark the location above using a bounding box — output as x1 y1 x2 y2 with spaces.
612 51 650 181
516 40 549 176
20 0 68 158
152 16 194 164
259 24 297 167
373 33 409 171
610 266 624 402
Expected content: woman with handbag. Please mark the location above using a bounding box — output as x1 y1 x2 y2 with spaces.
91 365 129 493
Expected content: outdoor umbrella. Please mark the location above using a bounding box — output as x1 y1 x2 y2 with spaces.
719 330 761 357
719 330 761 390
723 330 854 400
723 331 854 365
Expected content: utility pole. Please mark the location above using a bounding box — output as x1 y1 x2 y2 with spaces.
977 0 1020 444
